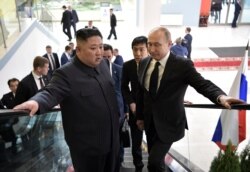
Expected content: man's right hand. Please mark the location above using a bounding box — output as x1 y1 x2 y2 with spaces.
14 100 39 117
129 103 136 115
136 120 144 131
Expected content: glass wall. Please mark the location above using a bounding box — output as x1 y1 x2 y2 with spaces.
209 0 250 25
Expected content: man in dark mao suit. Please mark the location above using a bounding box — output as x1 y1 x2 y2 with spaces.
14 28 120 172
136 27 244 172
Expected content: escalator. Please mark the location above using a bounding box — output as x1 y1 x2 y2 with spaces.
0 109 201 172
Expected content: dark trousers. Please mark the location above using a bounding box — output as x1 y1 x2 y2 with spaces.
232 11 240 27
187 48 191 59
146 122 172 172
62 24 72 40
69 147 118 172
129 113 144 169
108 26 117 39
71 22 77 37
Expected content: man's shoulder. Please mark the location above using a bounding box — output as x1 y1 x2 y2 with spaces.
124 59 135 66
2 92 12 98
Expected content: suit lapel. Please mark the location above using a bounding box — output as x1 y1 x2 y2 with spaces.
138 57 151 88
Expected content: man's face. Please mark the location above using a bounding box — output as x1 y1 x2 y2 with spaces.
148 30 172 61
38 63 49 76
46 47 52 54
76 36 103 67
103 49 113 62
132 43 148 63
9 81 19 93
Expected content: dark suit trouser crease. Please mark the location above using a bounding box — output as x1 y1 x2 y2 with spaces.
71 22 77 36
146 121 172 172
63 25 72 40
108 26 117 39
129 113 144 169
69 148 117 172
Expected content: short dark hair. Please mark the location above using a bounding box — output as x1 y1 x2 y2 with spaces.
65 45 72 51
62 5 66 9
7 78 19 86
46 45 51 49
131 36 148 49
103 43 113 52
186 27 191 32
33 56 49 69
76 28 102 42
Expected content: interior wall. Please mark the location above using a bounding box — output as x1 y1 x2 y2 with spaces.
161 0 202 26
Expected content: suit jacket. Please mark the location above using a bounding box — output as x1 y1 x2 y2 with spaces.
1 92 15 109
43 53 60 73
105 59 125 122
184 33 192 53
61 53 71 66
15 72 49 105
70 9 79 23
136 54 226 143
121 59 138 105
110 13 117 27
31 57 120 157
111 62 125 122
113 55 123 66
61 10 72 27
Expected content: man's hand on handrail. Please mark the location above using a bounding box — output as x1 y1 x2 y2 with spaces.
14 100 39 117
218 95 245 109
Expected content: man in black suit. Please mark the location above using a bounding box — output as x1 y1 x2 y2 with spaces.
15 56 49 105
136 27 244 172
1 78 20 154
103 44 126 168
107 8 117 40
68 5 79 37
61 5 72 41
232 0 242 28
1 78 19 109
69 42 76 57
43 45 60 79
121 36 148 172
14 28 120 172
113 48 124 66
183 27 192 59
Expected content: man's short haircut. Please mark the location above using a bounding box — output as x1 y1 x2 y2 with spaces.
62 5 66 9
76 28 102 42
65 45 72 51
103 43 113 52
186 27 191 32
7 78 19 86
131 36 148 49
33 56 49 69
46 45 51 49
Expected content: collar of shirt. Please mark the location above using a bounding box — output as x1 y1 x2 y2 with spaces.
32 71 43 90
144 52 170 90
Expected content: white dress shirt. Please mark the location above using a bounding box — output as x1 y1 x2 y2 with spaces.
144 52 170 91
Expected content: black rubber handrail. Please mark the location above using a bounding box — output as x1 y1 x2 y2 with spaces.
1 104 250 118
